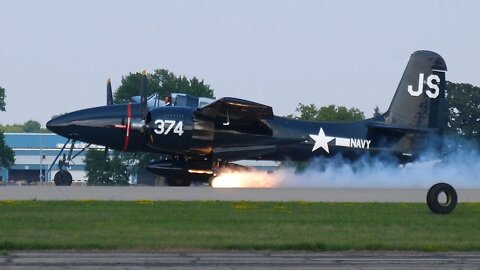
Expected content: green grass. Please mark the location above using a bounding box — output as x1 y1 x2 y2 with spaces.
0 200 479 251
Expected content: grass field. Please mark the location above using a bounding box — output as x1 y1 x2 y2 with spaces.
0 200 479 251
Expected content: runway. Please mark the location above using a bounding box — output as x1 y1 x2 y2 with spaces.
2 251 480 269
1 186 480 202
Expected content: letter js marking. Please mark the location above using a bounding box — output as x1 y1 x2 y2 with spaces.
408 73 441 99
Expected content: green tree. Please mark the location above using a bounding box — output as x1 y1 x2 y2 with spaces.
109 153 131 185
373 106 382 117
0 120 47 133
110 68 215 176
0 131 14 169
289 104 365 121
114 68 214 104
446 81 480 143
23 120 42 132
0 124 24 133
0 85 14 169
84 149 130 186
0 86 5 111
84 68 215 181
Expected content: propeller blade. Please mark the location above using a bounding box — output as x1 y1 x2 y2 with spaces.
140 70 148 118
104 147 109 159
106 78 113 105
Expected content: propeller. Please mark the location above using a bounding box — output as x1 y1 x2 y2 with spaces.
130 70 149 133
105 78 114 159
140 70 148 119
106 78 113 105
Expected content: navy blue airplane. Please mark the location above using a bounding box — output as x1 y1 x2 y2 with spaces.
47 50 447 186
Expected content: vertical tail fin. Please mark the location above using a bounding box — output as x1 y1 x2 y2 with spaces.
384 50 447 131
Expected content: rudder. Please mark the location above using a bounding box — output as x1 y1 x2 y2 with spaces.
384 50 447 131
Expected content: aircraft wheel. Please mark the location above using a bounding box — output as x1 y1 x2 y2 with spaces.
166 178 191 187
427 183 457 214
54 170 73 186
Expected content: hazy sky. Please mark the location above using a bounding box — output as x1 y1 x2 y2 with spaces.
1 0 479 126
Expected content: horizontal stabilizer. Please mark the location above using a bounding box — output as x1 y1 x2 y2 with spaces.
368 121 433 134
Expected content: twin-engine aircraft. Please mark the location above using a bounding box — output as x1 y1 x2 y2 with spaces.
47 50 447 186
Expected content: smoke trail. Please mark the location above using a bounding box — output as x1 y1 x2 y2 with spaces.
212 137 480 188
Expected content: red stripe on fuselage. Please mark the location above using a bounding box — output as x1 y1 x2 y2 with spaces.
122 103 132 151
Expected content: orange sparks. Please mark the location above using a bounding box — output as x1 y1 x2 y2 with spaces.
211 169 280 188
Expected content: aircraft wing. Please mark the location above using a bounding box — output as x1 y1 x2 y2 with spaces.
212 145 278 161
194 97 274 121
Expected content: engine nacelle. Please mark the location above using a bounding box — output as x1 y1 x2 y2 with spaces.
145 107 194 154
145 106 215 156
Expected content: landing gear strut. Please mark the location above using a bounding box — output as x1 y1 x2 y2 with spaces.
48 139 90 186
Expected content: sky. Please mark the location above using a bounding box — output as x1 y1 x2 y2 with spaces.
0 0 479 126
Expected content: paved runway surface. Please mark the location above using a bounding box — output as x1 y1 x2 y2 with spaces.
2 251 480 269
1 186 480 202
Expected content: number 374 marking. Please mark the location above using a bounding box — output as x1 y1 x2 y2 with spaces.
153 120 184 136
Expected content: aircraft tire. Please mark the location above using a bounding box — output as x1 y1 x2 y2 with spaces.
54 170 73 186
427 183 457 214
166 178 191 187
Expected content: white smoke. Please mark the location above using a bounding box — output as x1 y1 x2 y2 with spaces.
212 137 480 188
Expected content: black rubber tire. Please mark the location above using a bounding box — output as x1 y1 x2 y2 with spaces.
54 170 73 186
166 178 191 187
426 183 457 214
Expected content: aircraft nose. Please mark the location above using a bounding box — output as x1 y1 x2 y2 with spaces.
47 107 113 139
46 104 143 151
46 113 77 138
46 117 57 131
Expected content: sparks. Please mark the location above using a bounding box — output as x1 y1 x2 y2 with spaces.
211 169 280 188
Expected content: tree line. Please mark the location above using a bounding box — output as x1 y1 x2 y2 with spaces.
0 120 48 133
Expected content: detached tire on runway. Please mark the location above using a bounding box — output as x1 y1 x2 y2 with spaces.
427 183 457 214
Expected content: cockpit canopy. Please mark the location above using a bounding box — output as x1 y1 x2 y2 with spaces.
131 93 214 109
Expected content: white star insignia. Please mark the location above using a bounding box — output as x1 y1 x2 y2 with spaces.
309 128 335 153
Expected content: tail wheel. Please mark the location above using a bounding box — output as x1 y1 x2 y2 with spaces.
54 170 73 186
427 183 457 214
208 176 214 187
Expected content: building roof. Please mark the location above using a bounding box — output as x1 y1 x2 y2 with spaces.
5 133 66 149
